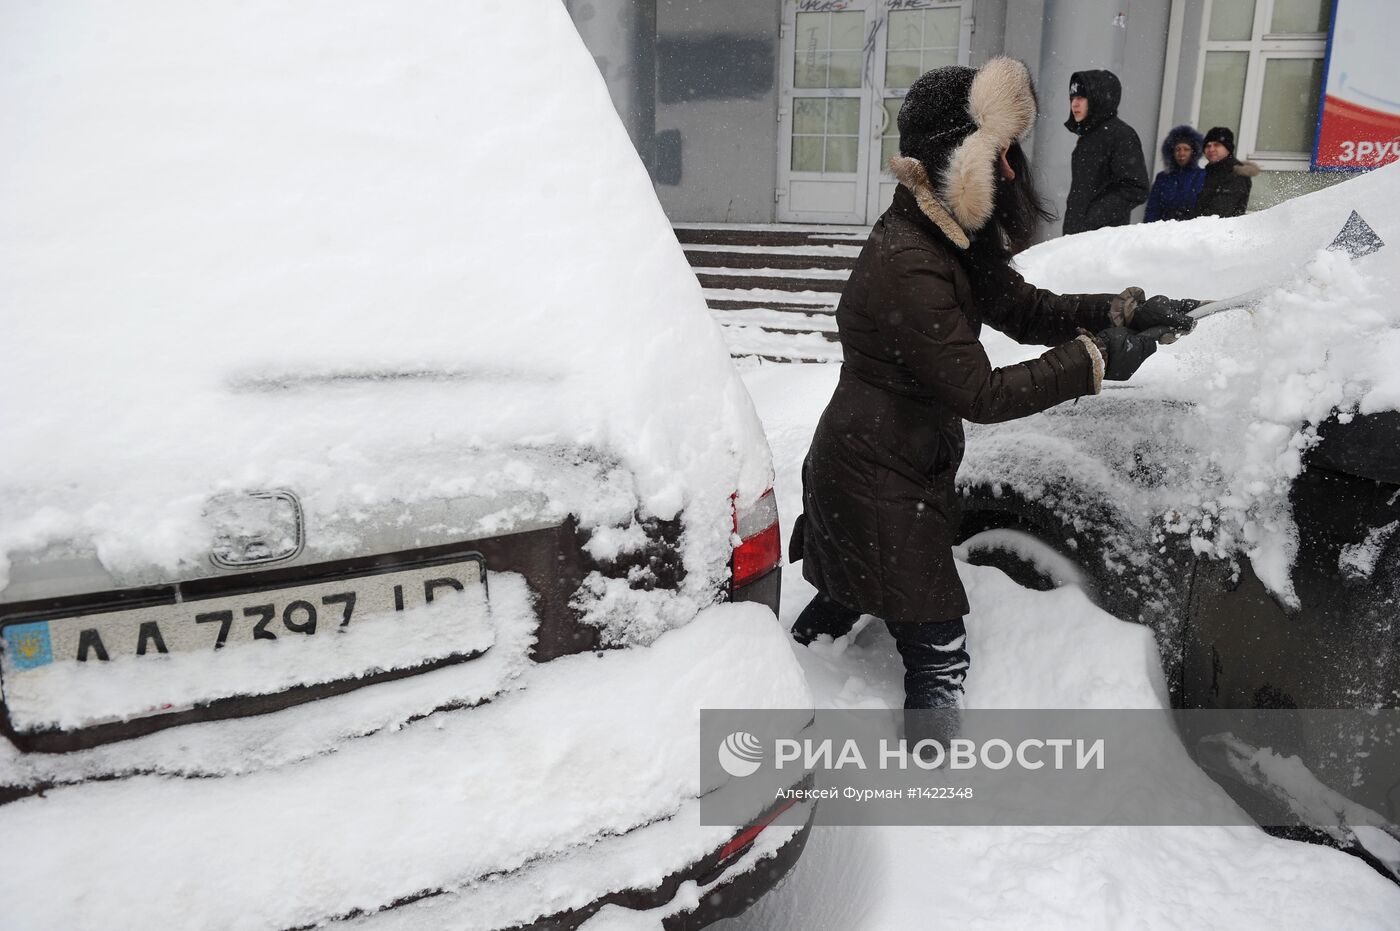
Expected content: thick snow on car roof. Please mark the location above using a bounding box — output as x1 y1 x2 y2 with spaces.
0 1 770 591
980 164 1400 601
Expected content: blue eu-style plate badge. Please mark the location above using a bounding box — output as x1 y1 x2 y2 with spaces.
3 622 54 670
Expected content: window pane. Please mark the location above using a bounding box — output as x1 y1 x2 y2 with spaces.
1271 0 1331 34
881 97 903 174
884 97 904 133
828 51 863 88
922 47 959 70
793 98 825 134
795 50 828 89
925 8 961 48
794 13 829 88
792 136 824 172
830 11 866 50
795 12 830 51
886 51 923 87
882 135 901 171
828 98 861 135
1257 57 1323 152
888 11 922 50
1199 51 1247 141
825 137 859 173
1209 0 1256 40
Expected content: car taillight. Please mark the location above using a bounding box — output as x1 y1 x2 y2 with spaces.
732 487 781 590
716 797 798 865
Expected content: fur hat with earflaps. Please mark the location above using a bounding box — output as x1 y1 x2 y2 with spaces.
889 57 1037 249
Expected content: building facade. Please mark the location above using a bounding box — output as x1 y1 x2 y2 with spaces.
567 0 1352 231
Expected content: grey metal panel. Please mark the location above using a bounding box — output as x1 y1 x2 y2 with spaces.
1173 0 1208 129
1029 0 1170 241
1001 0 1043 159
652 0 782 223
565 0 658 173
970 0 1009 69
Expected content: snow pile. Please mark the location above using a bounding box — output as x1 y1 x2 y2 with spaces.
992 163 1400 600
1340 520 1399 581
1149 247 1388 598
571 570 712 647
0 603 812 931
0 0 770 629
350 802 809 931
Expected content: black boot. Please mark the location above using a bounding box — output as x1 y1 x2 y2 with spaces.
790 591 861 646
888 618 968 753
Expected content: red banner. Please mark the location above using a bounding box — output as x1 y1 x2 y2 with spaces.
1313 0 1400 170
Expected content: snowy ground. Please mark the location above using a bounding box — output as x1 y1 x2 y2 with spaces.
705 362 1400 931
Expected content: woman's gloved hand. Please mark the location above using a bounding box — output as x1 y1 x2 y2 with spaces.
1095 326 1171 381
1110 287 1200 342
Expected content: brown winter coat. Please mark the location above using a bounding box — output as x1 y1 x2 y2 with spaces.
793 184 1118 623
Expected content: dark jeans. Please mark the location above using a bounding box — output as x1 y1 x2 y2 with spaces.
791 592 969 710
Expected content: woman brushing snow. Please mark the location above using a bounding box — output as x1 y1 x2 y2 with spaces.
788 59 1197 739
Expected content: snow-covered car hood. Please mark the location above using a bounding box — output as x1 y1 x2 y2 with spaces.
974 164 1400 602
0 0 772 598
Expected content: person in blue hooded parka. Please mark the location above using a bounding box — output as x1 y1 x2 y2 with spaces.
1144 124 1205 223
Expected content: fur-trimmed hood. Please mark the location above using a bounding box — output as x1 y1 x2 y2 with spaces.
1160 124 1204 172
887 56 1037 250
1208 155 1262 178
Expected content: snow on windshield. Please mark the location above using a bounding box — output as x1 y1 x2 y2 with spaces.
979 163 1400 602
0 1 771 609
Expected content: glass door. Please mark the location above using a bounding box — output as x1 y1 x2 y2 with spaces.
868 3 972 222
777 0 973 225
776 1 875 224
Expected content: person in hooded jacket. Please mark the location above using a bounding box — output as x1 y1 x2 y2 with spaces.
1193 126 1260 218
787 59 1199 740
1145 124 1205 222
1063 70 1149 234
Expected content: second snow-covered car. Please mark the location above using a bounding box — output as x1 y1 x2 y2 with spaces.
956 166 1400 879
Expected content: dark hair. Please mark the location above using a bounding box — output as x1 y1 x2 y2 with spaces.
964 142 1055 264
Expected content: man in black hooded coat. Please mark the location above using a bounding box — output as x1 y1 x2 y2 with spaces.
1063 70 1149 235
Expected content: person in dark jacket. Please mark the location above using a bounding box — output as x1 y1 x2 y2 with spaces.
1193 126 1260 218
787 59 1198 736
1063 70 1149 234
1145 124 1205 222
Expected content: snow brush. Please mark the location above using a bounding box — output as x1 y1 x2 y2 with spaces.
1185 211 1385 324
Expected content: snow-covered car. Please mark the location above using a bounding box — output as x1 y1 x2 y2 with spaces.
954 165 1400 877
0 3 812 928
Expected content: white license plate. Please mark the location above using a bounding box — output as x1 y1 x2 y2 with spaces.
1 553 491 737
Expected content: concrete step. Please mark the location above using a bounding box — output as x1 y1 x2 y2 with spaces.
683 249 858 272
706 299 837 313
696 271 849 293
674 225 867 249
675 222 869 364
